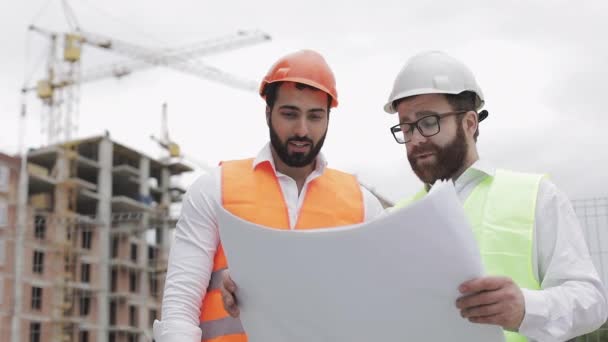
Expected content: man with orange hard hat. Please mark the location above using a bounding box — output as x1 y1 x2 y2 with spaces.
153 49 383 342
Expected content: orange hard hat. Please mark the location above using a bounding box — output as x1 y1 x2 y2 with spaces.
259 49 338 108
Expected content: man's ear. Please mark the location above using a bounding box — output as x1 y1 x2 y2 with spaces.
464 110 478 138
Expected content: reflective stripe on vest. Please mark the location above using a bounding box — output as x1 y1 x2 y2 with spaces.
200 317 245 341
199 158 365 342
393 169 543 342
208 268 227 292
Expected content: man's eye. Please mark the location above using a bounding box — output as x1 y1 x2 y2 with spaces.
419 117 437 128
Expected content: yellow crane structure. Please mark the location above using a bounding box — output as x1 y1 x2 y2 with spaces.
150 102 215 175
22 25 271 145
150 103 181 159
14 4 271 342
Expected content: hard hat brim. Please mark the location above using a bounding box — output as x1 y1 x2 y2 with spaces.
260 77 338 108
383 89 485 114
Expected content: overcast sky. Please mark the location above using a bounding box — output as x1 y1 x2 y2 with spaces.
1 0 607 202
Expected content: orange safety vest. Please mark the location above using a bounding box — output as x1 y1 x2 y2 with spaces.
198 158 365 342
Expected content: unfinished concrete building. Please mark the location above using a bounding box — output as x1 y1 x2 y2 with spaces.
1 152 20 341
0 135 192 342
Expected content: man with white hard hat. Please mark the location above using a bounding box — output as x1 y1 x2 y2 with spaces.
386 50 607 342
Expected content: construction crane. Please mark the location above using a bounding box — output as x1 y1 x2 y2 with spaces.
150 103 181 159
150 102 214 173
22 25 271 145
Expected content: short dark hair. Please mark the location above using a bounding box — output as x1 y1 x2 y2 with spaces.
263 82 332 114
392 91 480 141
444 91 479 141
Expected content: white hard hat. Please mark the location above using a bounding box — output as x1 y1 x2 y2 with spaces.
384 51 486 119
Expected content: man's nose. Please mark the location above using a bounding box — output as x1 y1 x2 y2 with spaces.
408 126 427 147
293 118 309 137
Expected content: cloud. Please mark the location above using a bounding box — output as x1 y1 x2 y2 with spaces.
1 0 607 202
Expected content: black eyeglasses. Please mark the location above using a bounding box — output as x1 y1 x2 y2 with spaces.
389 111 467 144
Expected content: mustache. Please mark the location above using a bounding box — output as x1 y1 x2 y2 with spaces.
287 136 313 144
410 143 438 156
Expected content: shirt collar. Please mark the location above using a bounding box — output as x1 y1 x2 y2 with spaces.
452 159 495 189
424 159 496 192
458 159 495 179
252 142 328 175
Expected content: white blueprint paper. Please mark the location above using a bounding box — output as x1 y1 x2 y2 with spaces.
217 181 505 342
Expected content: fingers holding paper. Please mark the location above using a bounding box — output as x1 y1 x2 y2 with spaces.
456 276 525 331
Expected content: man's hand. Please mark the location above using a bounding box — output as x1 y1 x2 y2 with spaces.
455 276 525 331
220 270 240 318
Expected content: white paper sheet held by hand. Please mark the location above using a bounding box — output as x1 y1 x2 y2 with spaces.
217 181 505 342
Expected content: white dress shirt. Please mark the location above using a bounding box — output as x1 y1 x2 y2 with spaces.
455 160 607 342
153 143 384 342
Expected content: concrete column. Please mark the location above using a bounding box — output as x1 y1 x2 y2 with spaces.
138 157 150 341
96 137 113 342
54 152 70 213
51 150 70 341
138 157 150 206
159 167 171 251
10 151 28 342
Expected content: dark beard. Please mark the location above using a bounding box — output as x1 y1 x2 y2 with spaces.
408 122 468 184
268 117 327 168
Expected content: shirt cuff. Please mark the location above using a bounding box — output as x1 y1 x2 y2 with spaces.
518 288 549 339
153 319 202 342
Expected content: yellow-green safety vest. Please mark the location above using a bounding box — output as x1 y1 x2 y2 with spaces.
393 169 545 342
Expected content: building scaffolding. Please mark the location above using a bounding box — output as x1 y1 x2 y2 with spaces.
0 135 192 342
572 197 608 342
